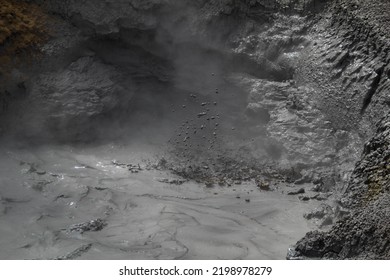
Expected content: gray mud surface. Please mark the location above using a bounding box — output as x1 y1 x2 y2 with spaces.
0 143 319 259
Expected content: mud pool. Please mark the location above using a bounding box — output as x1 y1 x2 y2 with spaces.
0 142 319 259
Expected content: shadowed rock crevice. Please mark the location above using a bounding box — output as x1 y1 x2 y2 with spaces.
360 66 384 114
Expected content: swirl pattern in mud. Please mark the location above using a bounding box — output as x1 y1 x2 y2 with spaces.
0 144 319 259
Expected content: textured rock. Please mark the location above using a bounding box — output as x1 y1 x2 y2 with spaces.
296 0 390 136
287 0 390 260
290 115 390 259
232 73 359 187
341 117 390 209
14 57 132 140
290 195 390 259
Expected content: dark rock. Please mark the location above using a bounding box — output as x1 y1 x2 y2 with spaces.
68 219 107 234
55 244 93 260
304 204 333 220
299 196 310 201
312 176 336 193
287 188 305 195
291 115 390 259
256 179 271 191
157 178 187 185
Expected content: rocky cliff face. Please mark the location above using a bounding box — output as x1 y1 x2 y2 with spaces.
289 116 390 259
287 0 390 259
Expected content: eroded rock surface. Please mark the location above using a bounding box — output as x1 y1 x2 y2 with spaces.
288 0 390 260
19 57 131 140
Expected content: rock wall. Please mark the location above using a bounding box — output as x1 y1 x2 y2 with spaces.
288 0 390 259
296 0 390 134
289 116 390 259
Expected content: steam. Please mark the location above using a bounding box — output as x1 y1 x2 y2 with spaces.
0 0 291 165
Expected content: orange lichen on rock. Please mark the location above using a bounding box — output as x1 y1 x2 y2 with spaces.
0 0 49 73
